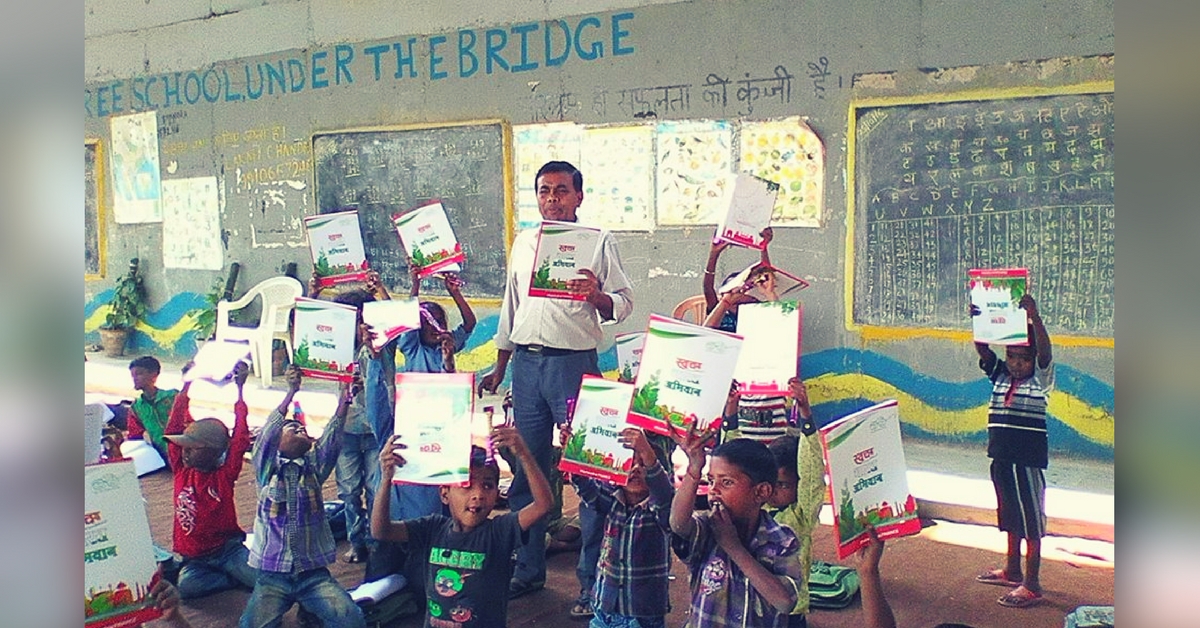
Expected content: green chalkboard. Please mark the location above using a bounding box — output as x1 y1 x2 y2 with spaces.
313 122 512 298
85 140 103 278
850 86 1114 337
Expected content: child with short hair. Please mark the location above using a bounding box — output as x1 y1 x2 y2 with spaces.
371 426 553 628
971 293 1053 609
670 426 803 628
562 426 674 628
161 361 256 599
764 378 825 628
240 366 366 628
127 355 180 469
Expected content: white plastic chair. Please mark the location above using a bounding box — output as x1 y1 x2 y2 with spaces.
214 276 303 388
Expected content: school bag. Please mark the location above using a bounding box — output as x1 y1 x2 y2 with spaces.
1063 605 1114 628
807 559 861 610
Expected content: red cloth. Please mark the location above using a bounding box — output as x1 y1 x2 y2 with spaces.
165 388 251 558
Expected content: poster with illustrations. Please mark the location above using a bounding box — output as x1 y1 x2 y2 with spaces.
291 297 358 381
109 111 162 224
580 125 655 231
738 116 825 227
614 332 647 383
655 120 734 225
85 460 162 627
528 221 601 301
713 172 779 250
513 122 583 229
818 400 921 559
392 373 475 486
733 301 802 395
362 299 420 352
183 340 252 383
161 176 223 270
559 376 637 484
303 210 369 287
392 201 465 278
628 315 743 436
969 268 1030 345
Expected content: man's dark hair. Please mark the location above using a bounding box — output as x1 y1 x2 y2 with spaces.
128 355 161 374
767 434 799 478
333 288 375 310
711 438 776 486
535 160 583 192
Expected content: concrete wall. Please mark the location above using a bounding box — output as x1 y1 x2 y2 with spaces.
84 0 1115 462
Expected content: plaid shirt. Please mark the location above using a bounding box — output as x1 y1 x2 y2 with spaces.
677 510 801 628
248 406 345 573
572 464 674 618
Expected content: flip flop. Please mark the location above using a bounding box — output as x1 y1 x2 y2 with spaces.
998 585 1043 608
976 568 1021 587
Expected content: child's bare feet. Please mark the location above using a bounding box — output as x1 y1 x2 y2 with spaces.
343 544 368 563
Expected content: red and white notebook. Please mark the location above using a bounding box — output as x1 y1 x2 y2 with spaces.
291 297 359 382
818 399 921 559
712 172 779 250
528 221 601 301
304 210 369 287
968 268 1030 345
559 376 637 485
85 459 163 627
392 200 466 278
392 372 475 487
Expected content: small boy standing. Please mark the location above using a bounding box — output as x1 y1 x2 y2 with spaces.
565 426 674 628
240 366 366 628
764 377 825 628
371 427 553 628
670 427 803 628
162 361 256 599
972 294 1053 609
127 355 180 469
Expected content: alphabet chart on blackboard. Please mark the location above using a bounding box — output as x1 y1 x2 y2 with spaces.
847 84 1114 342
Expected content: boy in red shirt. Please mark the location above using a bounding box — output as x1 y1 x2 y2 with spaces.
162 361 256 599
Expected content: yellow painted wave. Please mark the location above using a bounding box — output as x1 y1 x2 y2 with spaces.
85 305 198 349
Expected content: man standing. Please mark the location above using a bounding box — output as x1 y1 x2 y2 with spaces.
479 161 634 615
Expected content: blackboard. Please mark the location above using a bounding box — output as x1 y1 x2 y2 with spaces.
85 140 103 278
313 121 511 298
850 87 1114 337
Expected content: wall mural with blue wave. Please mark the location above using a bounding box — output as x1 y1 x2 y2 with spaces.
86 296 1114 461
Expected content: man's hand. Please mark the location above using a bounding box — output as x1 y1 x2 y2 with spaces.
364 270 385 297
619 427 656 466
284 365 302 393
490 425 529 457
232 361 250 389
478 372 502 397
443 273 465 295
558 421 574 448
710 502 741 551
710 239 732 257
787 376 809 409
669 419 716 474
1018 293 1040 320
307 272 321 298
567 268 602 301
759 226 773 247
858 525 885 574
379 434 407 479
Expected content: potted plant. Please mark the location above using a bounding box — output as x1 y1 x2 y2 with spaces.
191 279 224 346
99 258 147 357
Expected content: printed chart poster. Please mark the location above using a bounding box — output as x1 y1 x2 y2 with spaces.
969 268 1030 345
733 301 802 395
714 172 779 250
162 176 223 270
393 373 475 486
614 332 647 384
718 263 810 303
85 460 162 627
818 400 920 559
560 376 637 485
514 122 583 230
109 111 162 224
362 299 420 352
629 315 743 436
739 116 826 227
292 298 358 381
580 125 655 232
529 221 601 301
304 210 369 287
656 119 733 225
392 201 465 277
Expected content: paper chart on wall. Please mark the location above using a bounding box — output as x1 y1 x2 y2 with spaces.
513 122 583 230
738 116 825 227
162 176 224 270
655 120 733 225
580 126 654 231
109 111 162 224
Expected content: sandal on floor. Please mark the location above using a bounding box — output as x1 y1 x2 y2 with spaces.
998 585 1043 608
975 568 1021 587
568 596 594 619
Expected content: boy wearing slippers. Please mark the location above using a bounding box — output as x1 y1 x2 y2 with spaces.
971 294 1053 609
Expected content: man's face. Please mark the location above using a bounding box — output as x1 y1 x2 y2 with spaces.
129 366 157 392
536 171 583 222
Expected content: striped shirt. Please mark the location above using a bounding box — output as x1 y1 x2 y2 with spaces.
248 406 346 573
730 395 791 443
677 510 802 628
983 358 1054 469
572 464 674 618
